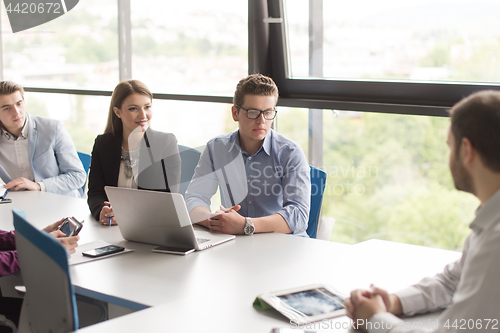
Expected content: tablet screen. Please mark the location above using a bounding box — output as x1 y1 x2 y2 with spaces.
277 287 345 317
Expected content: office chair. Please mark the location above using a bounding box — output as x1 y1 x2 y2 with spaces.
177 145 201 197
307 166 327 238
13 209 79 333
77 151 91 197
0 315 17 333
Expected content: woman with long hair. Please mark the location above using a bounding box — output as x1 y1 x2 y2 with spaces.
87 80 180 225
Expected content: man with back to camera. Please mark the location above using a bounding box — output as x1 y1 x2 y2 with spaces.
185 74 311 237
0 81 86 197
345 90 500 332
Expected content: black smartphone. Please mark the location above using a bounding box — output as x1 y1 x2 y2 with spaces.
152 246 195 255
58 217 83 237
0 188 10 204
82 245 125 258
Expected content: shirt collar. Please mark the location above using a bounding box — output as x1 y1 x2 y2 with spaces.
0 114 29 140
231 129 272 156
470 188 500 232
228 131 241 154
261 130 272 156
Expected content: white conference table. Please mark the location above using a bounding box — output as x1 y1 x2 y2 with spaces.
0 191 462 332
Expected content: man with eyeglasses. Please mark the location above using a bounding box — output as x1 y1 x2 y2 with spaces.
185 74 311 236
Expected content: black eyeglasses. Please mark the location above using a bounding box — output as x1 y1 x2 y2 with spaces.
236 105 277 120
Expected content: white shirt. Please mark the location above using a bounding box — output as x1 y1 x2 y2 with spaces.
0 116 46 191
368 189 500 333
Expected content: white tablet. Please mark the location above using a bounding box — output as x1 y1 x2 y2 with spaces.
257 284 346 325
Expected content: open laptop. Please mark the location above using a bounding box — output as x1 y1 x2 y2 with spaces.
104 186 235 251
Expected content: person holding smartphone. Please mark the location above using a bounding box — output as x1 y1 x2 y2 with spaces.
0 218 79 331
87 80 181 225
0 218 80 277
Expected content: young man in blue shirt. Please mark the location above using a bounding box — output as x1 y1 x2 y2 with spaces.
185 74 311 237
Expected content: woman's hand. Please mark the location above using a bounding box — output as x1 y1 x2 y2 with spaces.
99 201 117 225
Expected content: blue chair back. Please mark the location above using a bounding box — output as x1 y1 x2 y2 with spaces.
178 145 201 197
307 166 327 238
77 151 91 197
13 209 79 332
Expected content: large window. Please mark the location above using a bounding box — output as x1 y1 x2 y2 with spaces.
1 0 493 251
2 0 119 90
266 0 491 250
277 106 478 250
131 0 248 96
286 0 500 83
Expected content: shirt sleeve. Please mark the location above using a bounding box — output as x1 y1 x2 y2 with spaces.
0 230 16 250
394 237 467 316
0 231 19 277
40 120 86 195
275 144 311 235
368 229 500 333
185 143 219 218
87 137 108 221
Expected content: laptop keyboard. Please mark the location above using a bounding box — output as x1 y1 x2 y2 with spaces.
196 238 210 244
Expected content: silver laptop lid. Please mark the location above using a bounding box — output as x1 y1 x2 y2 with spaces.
104 187 198 248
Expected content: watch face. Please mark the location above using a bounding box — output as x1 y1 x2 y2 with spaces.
244 223 255 235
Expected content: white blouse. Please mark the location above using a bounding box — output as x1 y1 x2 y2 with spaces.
117 147 140 189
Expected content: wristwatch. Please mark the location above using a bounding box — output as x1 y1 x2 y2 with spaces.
243 217 255 235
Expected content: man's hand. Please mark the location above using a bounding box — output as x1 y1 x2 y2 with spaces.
4 177 41 191
99 201 117 226
345 288 387 332
369 285 403 316
207 205 244 234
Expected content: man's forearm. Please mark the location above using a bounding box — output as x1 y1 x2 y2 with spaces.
190 206 212 225
389 294 403 316
253 213 292 234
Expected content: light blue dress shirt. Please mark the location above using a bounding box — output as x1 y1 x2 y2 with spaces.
185 129 311 237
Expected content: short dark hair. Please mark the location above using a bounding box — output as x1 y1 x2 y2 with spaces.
233 74 279 107
449 90 500 172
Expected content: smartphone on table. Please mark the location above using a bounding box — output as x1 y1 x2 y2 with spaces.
0 188 11 204
82 245 125 258
58 217 84 237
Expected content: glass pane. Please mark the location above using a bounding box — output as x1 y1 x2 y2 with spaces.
276 107 478 250
285 0 500 83
131 0 248 96
322 110 477 249
1 0 119 90
25 92 235 153
24 92 110 154
149 99 236 150
25 93 231 209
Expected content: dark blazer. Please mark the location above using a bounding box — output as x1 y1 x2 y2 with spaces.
87 129 181 221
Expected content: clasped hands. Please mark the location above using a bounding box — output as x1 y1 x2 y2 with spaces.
345 285 402 332
206 205 245 234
